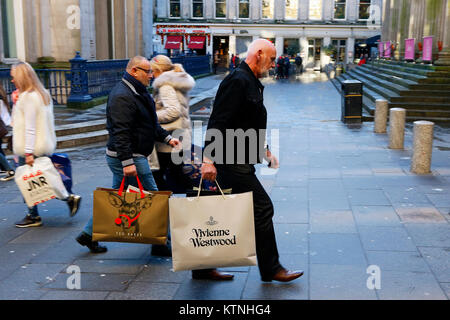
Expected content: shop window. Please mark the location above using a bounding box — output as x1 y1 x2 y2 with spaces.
333 0 346 20
192 0 203 18
358 0 371 20
262 0 274 19
285 0 298 20
239 0 250 19
170 0 181 18
1 0 17 59
216 0 226 18
309 0 322 20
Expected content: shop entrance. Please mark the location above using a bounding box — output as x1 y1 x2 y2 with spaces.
213 36 229 70
307 38 322 71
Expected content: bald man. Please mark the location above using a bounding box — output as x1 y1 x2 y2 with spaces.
200 39 304 282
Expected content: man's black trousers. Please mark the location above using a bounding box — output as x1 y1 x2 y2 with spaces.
216 164 283 280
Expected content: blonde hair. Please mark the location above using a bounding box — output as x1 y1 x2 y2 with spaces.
150 55 185 74
12 62 51 105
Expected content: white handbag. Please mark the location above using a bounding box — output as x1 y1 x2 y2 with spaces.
15 156 69 208
169 180 257 272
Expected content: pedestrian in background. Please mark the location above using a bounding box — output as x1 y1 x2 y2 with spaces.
10 62 81 228
0 84 15 182
150 55 195 194
229 54 235 71
283 54 290 78
276 55 284 79
76 56 180 254
201 39 304 283
295 54 303 74
234 54 240 69
213 51 220 74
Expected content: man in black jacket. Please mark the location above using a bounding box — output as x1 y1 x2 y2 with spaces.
76 56 180 254
201 39 304 282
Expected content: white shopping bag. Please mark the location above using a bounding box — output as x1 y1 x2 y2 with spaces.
169 184 257 272
15 157 69 208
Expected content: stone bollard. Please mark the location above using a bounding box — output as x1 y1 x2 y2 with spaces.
411 121 434 174
389 108 406 149
374 99 389 133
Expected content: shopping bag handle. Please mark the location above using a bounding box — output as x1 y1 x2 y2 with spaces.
118 176 145 199
197 177 226 200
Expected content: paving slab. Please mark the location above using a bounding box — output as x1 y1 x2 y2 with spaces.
107 282 180 300
309 264 378 300
404 223 450 247
309 233 367 266
358 226 418 252
352 205 402 227
375 270 447 300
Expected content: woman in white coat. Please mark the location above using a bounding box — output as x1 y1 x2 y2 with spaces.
149 55 195 193
11 62 81 228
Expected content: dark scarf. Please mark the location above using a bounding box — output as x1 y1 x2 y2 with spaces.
123 72 155 110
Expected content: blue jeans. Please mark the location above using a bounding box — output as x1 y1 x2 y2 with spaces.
0 148 13 172
82 155 159 236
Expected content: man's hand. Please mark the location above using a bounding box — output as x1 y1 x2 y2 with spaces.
25 154 34 166
266 150 279 169
201 163 217 182
123 165 137 177
169 138 181 150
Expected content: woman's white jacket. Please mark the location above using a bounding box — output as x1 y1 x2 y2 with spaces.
152 70 195 153
12 91 56 157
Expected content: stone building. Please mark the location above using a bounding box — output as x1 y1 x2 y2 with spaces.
0 0 154 65
154 0 382 70
381 0 450 65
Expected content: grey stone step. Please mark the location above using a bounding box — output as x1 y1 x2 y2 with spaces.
350 68 409 94
55 119 107 137
399 90 450 97
390 96 450 103
360 64 427 82
378 59 450 72
372 61 450 78
56 130 109 149
345 70 400 100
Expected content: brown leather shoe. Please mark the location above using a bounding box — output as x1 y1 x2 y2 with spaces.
192 269 234 281
262 268 304 283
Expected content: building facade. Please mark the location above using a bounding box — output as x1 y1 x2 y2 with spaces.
154 0 382 69
381 0 450 65
0 0 154 65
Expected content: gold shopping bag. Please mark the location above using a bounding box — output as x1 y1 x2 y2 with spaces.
92 177 172 244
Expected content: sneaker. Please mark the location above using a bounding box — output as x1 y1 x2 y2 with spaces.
67 194 82 217
15 215 43 228
0 171 15 182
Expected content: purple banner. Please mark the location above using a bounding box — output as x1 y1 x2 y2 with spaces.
423 36 433 62
404 38 415 60
384 41 391 58
378 42 384 58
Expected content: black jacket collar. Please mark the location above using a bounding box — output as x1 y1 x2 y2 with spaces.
238 61 264 92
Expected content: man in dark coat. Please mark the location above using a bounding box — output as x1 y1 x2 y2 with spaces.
201 39 304 283
295 54 303 74
76 56 180 254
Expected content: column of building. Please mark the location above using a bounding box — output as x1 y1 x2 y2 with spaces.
80 0 96 60
299 0 309 66
435 0 450 65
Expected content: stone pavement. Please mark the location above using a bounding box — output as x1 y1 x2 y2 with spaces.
0 71 449 300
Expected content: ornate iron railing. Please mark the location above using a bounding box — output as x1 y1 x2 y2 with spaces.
0 52 212 107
